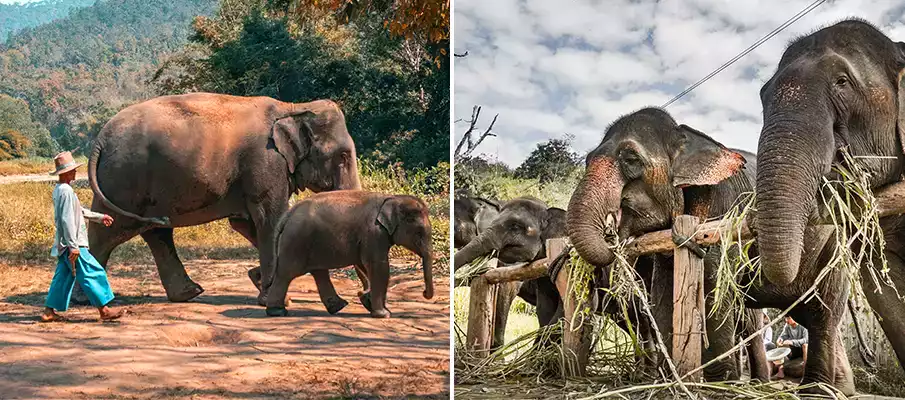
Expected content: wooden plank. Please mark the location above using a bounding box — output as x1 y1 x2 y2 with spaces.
549 238 592 377
483 259 548 284
672 215 704 381
625 178 905 258
465 274 497 357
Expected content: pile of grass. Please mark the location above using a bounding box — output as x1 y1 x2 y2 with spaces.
453 253 495 286
820 150 900 303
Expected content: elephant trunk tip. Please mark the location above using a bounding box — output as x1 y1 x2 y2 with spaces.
760 248 801 286
423 287 434 299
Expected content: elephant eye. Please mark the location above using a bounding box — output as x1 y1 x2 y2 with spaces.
619 148 644 179
835 76 848 87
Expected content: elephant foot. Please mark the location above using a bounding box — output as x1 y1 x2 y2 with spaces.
370 308 391 319
797 380 848 396
166 282 205 303
359 292 373 312
324 296 349 315
247 268 262 291
257 292 289 307
265 307 289 317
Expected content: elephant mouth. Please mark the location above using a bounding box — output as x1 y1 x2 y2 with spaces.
498 245 535 264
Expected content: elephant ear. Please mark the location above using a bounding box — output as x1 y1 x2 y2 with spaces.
376 197 398 236
475 197 501 211
671 124 746 188
542 207 568 239
271 111 315 174
894 41 905 155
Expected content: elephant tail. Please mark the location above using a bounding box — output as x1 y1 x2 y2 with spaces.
263 208 293 292
88 137 170 226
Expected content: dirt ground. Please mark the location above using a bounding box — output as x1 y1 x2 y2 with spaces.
0 259 450 399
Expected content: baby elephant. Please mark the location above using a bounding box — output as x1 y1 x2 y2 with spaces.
263 191 434 318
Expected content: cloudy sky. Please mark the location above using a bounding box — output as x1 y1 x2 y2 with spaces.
453 0 905 167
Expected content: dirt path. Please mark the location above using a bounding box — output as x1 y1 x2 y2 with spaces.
0 174 86 185
0 260 450 399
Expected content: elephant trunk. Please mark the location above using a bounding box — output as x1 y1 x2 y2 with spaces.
567 157 623 268
755 109 834 286
453 229 500 270
421 251 434 299
344 156 362 190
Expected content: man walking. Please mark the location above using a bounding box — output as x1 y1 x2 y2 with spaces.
41 151 124 322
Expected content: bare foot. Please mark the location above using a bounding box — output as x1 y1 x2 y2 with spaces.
98 306 125 321
40 308 67 323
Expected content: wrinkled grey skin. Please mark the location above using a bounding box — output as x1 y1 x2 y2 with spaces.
755 19 905 392
566 108 771 382
453 197 500 248
86 93 361 304
263 191 434 318
453 197 566 349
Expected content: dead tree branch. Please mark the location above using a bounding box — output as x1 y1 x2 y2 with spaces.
454 105 498 162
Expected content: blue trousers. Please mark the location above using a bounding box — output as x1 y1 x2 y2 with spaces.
45 247 115 311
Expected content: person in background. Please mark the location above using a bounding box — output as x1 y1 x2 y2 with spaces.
40 151 124 323
773 315 808 379
763 310 775 351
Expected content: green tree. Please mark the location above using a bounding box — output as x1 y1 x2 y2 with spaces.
0 94 56 157
0 0 217 156
0 129 31 161
514 136 580 184
156 1 449 168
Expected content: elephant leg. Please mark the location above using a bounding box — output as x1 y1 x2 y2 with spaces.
140 228 203 302
264 253 296 317
702 263 740 381
311 270 348 315
832 327 855 395
491 281 520 350
355 264 370 296
535 278 561 327
862 248 905 373
247 194 288 306
229 217 258 247
365 255 391 318
796 311 839 393
746 320 770 382
78 217 145 305
228 217 265 291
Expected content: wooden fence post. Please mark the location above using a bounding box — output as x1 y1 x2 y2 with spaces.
672 215 704 381
466 258 498 357
550 238 592 377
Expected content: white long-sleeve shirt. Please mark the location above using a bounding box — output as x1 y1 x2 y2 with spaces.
51 183 104 257
763 325 773 345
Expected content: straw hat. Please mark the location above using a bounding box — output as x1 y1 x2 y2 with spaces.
49 151 82 175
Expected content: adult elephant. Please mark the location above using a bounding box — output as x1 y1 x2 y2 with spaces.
566 108 772 382
453 197 565 349
754 19 905 388
453 197 500 248
86 93 361 303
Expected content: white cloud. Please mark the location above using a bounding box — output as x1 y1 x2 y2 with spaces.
454 0 905 167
